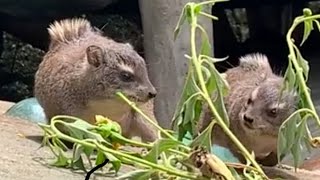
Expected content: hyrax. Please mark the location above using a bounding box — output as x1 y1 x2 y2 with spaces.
199 53 298 166
34 18 158 142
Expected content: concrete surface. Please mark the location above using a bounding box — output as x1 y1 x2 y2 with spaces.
0 102 135 180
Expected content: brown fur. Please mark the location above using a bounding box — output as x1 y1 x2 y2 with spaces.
34 18 158 142
199 53 298 166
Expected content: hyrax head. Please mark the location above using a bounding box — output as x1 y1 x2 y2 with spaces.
85 42 157 103
239 78 298 137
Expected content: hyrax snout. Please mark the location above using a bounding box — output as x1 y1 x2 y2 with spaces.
239 78 297 137
85 44 157 103
34 18 158 142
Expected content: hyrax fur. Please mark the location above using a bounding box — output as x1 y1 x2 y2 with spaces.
34 18 158 142
199 53 298 166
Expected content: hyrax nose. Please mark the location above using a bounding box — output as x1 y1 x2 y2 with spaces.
148 87 157 98
243 114 254 124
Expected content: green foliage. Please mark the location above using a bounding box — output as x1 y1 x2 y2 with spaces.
277 8 320 169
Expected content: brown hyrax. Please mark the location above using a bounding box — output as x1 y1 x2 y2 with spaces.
34 18 158 142
199 53 298 166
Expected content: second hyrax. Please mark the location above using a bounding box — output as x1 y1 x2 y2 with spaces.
199 53 298 166
34 18 158 142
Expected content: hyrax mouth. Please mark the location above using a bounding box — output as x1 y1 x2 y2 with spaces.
243 121 254 129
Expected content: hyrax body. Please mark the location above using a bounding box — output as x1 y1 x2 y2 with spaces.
34 18 158 142
199 53 298 166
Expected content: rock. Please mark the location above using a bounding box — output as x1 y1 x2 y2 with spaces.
0 13 143 103
86 14 144 55
0 0 118 18
0 32 45 102
5 97 47 124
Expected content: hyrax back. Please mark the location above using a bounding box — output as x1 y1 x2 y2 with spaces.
199 53 298 166
34 18 158 142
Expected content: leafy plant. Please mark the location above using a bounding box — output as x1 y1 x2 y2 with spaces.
277 8 320 169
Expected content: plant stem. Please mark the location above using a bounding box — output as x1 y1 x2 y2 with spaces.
188 4 267 177
286 15 320 126
116 92 176 140
50 119 198 179
116 92 191 153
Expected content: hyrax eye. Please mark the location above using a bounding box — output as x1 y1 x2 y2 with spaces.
120 71 134 82
268 108 278 117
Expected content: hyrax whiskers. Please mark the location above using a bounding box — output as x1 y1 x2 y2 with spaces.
34 18 158 142
199 53 298 166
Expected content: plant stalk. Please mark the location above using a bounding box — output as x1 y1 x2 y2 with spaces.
50 118 198 179
188 4 267 177
286 15 320 126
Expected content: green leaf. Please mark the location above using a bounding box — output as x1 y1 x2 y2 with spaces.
71 144 86 171
291 140 302 169
143 139 184 163
200 28 212 56
206 62 230 126
283 60 296 90
183 95 197 126
189 120 215 152
109 130 135 145
174 5 187 40
194 5 202 15
53 118 107 143
277 130 287 161
284 113 299 152
293 45 310 81
95 123 113 139
314 20 320 32
171 73 194 131
300 19 313 46
116 169 156 180
96 151 107 166
104 152 121 173
185 4 193 24
83 146 94 157
51 148 70 167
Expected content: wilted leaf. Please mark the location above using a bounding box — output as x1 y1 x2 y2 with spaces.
174 5 187 40
283 60 296 90
144 139 183 163
190 120 215 152
206 62 230 126
183 95 197 127
52 117 107 143
200 28 212 56
311 137 320 148
185 4 193 24
291 141 303 169
83 146 94 157
104 152 121 173
300 21 313 46
206 153 235 180
51 148 70 167
300 12 314 46
96 151 107 166
71 144 86 171
277 130 287 162
315 20 320 32
293 45 310 80
189 147 234 180
284 113 299 151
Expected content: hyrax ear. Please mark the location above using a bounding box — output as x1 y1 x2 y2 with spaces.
86 45 105 67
